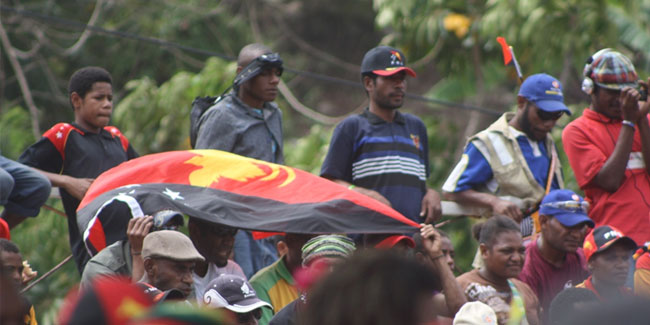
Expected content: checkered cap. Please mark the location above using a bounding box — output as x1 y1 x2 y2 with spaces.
584 49 638 90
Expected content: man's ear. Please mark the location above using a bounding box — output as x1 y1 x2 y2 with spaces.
236 65 244 74
414 251 427 264
276 240 288 258
539 214 550 231
143 258 155 277
70 92 82 111
479 243 489 258
516 96 527 110
363 76 375 94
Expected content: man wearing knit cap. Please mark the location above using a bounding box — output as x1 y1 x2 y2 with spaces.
138 230 205 299
269 234 355 325
563 49 650 246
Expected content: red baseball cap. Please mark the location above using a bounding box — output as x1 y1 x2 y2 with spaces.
375 235 416 249
583 225 637 262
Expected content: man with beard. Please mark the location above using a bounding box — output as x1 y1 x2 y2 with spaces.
188 217 246 301
320 45 441 225
443 73 570 237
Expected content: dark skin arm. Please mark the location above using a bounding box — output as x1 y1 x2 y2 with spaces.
30 168 93 200
330 179 392 207
594 87 642 192
636 79 650 175
420 188 442 224
420 224 466 317
444 190 522 222
128 216 153 282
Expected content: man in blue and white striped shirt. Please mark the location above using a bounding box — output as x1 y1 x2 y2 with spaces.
320 46 441 224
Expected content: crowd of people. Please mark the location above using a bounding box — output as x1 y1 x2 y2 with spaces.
1 41 650 325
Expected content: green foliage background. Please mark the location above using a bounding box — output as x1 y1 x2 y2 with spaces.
2 0 650 323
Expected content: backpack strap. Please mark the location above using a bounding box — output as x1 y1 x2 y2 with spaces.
43 123 84 161
104 126 130 152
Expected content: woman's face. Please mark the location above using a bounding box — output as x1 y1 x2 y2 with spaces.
481 230 525 279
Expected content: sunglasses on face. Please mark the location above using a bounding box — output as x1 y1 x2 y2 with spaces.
236 308 262 322
536 109 564 121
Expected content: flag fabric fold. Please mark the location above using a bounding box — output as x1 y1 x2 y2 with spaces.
78 150 420 254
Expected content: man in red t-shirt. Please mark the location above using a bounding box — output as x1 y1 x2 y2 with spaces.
562 49 650 246
518 189 593 320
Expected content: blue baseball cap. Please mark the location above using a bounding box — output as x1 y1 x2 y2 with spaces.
518 73 571 115
539 189 594 227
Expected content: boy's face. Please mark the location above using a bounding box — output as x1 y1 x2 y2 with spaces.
72 81 113 132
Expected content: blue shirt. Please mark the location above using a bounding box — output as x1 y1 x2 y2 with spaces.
450 128 559 193
320 109 429 222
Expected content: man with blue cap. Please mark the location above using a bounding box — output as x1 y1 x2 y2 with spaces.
443 73 571 237
518 189 594 322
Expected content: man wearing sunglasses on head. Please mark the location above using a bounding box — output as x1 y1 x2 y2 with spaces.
563 49 650 248
518 189 594 322
194 43 284 280
443 73 570 237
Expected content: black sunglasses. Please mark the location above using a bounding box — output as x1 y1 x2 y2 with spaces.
536 109 563 121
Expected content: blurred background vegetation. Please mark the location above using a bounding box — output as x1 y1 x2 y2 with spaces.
2 0 650 323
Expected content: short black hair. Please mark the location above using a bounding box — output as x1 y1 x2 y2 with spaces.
0 238 20 254
549 288 599 325
68 66 112 99
472 216 520 247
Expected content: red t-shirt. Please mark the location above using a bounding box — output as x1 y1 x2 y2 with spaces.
562 108 650 245
518 239 588 317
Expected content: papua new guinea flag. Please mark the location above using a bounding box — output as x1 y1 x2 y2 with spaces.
77 150 420 254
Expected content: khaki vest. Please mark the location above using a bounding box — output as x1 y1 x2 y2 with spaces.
469 113 564 210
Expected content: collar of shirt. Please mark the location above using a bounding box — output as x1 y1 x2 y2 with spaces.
71 122 113 138
362 108 406 125
583 107 621 124
230 92 273 120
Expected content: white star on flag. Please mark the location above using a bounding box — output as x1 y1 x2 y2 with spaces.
56 131 63 139
163 188 184 200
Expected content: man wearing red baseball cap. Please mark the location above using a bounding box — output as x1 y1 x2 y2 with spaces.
576 225 637 301
321 46 441 225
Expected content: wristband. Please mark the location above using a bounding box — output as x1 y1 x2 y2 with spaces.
622 120 635 129
131 251 141 256
348 184 356 190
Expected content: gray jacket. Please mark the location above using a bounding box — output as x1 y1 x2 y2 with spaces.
195 93 284 164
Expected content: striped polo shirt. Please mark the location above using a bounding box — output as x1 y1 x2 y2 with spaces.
321 109 429 222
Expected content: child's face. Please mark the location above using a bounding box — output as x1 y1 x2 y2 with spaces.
73 81 113 132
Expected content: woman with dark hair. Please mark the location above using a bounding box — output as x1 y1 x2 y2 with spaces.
456 216 540 325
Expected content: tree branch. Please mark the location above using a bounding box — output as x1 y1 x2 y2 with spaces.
63 0 105 56
0 15 41 138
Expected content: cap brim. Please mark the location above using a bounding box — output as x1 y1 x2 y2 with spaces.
553 212 595 228
596 236 638 256
373 67 416 78
223 299 272 314
535 99 571 115
595 81 638 91
375 235 416 249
